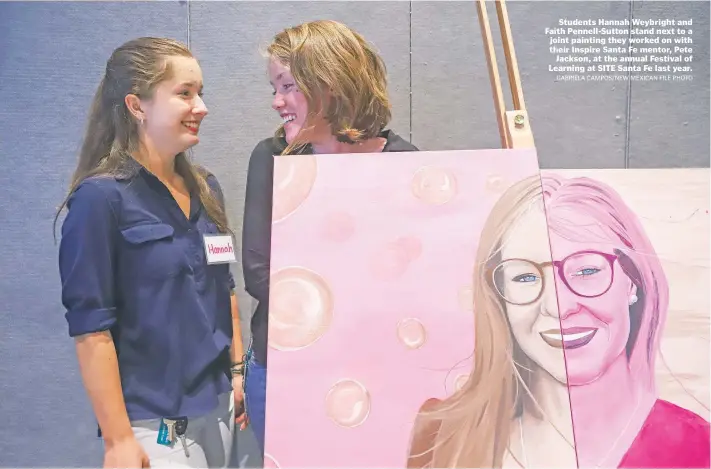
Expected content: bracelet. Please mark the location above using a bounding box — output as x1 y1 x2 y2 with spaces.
232 353 247 367
230 358 246 376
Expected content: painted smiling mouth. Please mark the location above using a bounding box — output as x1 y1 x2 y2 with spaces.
539 327 598 350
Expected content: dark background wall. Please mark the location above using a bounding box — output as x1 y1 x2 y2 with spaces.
0 1 708 467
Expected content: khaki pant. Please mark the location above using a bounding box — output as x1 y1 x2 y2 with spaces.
130 392 234 468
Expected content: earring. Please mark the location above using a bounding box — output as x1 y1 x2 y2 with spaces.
139 118 144 125
629 294 638 305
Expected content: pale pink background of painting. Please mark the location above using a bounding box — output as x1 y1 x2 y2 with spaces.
264 149 541 468
547 169 710 419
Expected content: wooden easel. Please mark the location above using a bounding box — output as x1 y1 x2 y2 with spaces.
476 0 535 149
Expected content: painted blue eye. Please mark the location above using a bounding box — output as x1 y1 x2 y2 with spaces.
512 274 538 283
574 268 601 277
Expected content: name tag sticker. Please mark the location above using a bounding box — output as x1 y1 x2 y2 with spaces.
204 234 237 264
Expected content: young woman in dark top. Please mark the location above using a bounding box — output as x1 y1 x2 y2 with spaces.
241 19 419 453
56 37 246 468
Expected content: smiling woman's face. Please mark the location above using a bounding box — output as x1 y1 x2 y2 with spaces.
496 203 636 385
268 58 330 145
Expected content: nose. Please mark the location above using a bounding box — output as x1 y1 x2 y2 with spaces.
272 92 285 111
540 267 578 319
193 95 208 116
540 272 560 318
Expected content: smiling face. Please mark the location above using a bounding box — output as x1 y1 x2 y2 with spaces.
139 55 208 156
496 202 637 386
268 58 330 145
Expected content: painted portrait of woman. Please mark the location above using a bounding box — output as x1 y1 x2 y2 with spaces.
406 173 710 468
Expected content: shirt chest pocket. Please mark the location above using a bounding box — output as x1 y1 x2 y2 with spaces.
119 223 190 281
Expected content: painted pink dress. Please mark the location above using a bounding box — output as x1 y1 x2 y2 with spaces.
618 399 710 468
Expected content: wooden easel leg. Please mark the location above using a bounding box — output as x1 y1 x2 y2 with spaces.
476 0 535 149
476 0 509 149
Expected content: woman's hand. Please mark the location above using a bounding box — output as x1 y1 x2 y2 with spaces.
104 435 150 468
233 375 249 430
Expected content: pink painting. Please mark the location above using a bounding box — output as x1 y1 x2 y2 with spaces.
404 170 709 468
263 149 710 468
264 149 545 467
538 169 711 469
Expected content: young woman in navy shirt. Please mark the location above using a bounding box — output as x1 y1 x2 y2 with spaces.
56 37 246 468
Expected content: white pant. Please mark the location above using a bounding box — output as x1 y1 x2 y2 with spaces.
130 392 234 468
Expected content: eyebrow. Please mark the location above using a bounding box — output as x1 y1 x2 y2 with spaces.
177 81 203 90
269 72 290 86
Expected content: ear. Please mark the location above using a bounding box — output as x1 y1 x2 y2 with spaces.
615 249 640 305
124 93 145 122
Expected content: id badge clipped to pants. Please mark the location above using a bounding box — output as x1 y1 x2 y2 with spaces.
157 417 190 457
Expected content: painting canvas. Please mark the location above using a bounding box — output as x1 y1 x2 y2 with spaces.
263 149 710 468
539 168 710 468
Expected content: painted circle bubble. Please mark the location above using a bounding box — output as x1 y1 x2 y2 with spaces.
370 242 411 280
411 166 458 205
325 379 371 428
268 267 334 351
370 236 423 280
263 453 280 468
485 173 506 194
272 155 317 223
393 236 423 262
322 211 356 242
397 318 427 350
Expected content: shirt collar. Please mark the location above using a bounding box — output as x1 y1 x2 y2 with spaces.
115 156 203 221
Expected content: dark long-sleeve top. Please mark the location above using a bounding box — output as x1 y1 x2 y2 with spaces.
241 129 419 366
59 159 234 421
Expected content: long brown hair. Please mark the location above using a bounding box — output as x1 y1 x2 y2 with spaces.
411 176 544 468
53 37 229 237
410 173 668 467
266 20 392 155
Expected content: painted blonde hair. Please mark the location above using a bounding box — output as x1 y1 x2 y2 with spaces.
266 20 392 155
407 173 668 468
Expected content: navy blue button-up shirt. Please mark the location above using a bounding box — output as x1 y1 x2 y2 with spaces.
58 160 234 421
